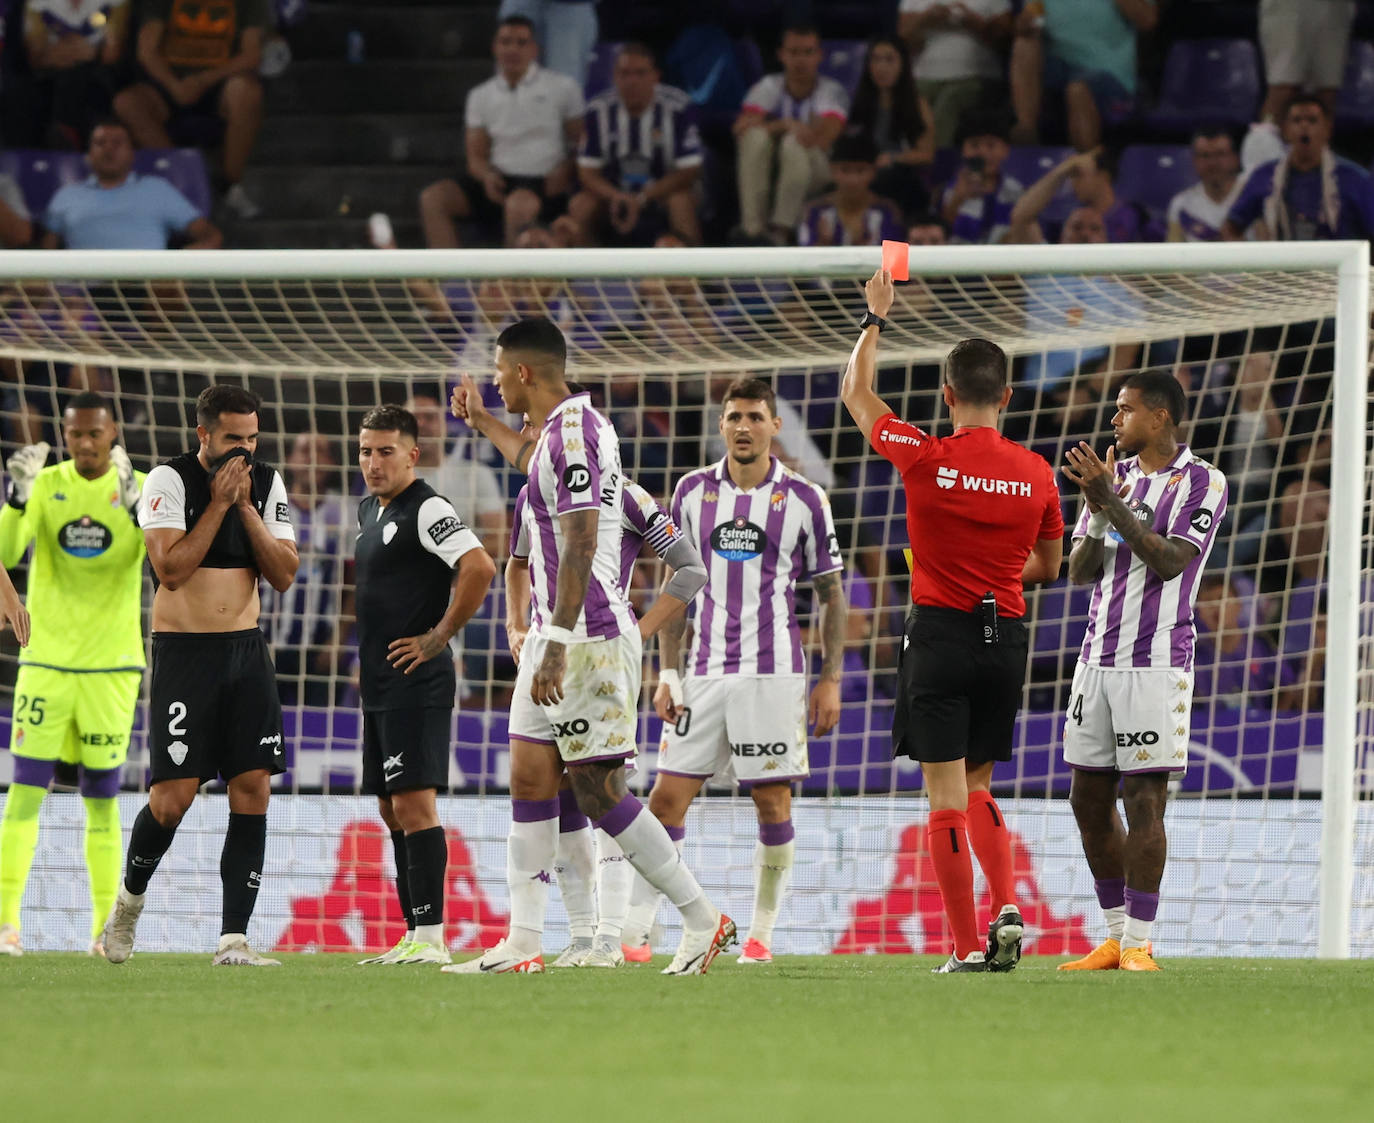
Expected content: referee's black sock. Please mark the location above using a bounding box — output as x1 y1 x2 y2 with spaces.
405 825 447 936
220 812 267 936
390 829 413 930
124 805 178 895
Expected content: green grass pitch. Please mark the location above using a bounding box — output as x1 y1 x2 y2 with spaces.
2 954 1370 1123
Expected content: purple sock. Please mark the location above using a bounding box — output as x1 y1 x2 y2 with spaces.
512 797 560 823
557 788 588 833
1124 888 1159 922
593 794 643 837
758 820 795 847
666 824 685 844
1094 877 1127 911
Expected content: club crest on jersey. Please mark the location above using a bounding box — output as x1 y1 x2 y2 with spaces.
58 516 113 558
771 490 785 511
1166 472 1184 489
167 740 189 766
712 517 767 562
382 522 398 545
109 490 120 508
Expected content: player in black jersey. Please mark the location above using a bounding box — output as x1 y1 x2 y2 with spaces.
353 405 496 966
103 385 299 966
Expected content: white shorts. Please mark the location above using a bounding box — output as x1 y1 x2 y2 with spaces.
1260 0 1355 88
508 628 643 764
657 675 809 786
1062 662 1192 775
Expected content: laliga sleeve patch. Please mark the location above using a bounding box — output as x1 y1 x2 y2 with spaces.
563 464 592 493
276 502 289 522
428 515 467 545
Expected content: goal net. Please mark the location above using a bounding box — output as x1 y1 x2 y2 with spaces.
0 244 1369 959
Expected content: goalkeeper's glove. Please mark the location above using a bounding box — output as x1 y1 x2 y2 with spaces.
109 445 142 514
5 442 50 509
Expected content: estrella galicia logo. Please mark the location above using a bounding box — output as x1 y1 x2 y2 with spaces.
58 516 113 558
711 517 766 562
563 464 592 493
1109 498 1154 544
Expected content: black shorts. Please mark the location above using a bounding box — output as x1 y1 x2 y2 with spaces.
361 707 452 794
892 605 1029 766
459 171 566 231
149 628 285 784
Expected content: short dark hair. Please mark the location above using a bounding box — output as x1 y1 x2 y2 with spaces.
907 212 948 232
196 384 261 430
830 131 878 165
496 317 567 373
781 23 821 42
720 377 776 417
618 41 657 67
944 338 1007 406
565 380 588 395
1124 369 1188 428
955 105 1010 147
497 14 535 35
1191 123 1235 147
65 391 113 415
360 404 419 441
88 117 131 145
1284 92 1329 120
1090 146 1120 179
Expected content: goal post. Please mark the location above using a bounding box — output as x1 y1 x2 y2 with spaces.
0 242 1367 959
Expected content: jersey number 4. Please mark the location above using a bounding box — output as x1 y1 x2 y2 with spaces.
1071 694 1084 726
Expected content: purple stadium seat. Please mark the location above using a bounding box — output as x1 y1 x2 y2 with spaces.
1147 38 1260 133
1116 144 1196 216
584 40 622 100
1337 40 1374 128
1028 582 1092 669
0 151 85 218
1001 146 1075 223
134 149 213 216
820 39 867 97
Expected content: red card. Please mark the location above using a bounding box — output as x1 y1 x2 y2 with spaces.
881 240 909 281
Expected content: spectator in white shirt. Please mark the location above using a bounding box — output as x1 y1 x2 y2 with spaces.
897 0 1013 147
733 25 849 245
1167 127 1242 242
419 15 584 248
497 0 598 90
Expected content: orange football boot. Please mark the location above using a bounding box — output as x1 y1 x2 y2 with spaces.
1119 945 1161 971
1058 937 1121 970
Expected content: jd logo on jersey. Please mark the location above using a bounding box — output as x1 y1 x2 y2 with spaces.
711 517 766 562
563 465 592 493
58 516 113 558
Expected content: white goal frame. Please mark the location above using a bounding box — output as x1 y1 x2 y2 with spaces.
0 241 1365 958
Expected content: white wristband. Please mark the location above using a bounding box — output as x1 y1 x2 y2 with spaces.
543 625 575 646
659 668 685 708
1086 511 1110 539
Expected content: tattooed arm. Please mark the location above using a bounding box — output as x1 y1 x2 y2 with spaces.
809 569 848 737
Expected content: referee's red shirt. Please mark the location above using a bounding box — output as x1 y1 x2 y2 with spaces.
871 413 1064 617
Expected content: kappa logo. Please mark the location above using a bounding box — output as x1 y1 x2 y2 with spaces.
383 522 398 545
936 466 958 490
167 740 189 765
594 681 618 697
564 438 584 453
606 733 628 747
1175 727 1187 737
1174 702 1187 714
563 416 580 429
1134 749 1152 762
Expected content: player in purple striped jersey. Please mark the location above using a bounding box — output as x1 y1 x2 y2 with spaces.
443 317 734 975
628 377 849 965
1060 370 1228 972
509 471 708 967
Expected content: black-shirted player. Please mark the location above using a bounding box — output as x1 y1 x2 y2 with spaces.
353 406 496 966
103 385 300 966
842 268 1065 973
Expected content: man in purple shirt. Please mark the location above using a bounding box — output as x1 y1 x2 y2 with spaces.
797 133 905 247
1223 94 1374 241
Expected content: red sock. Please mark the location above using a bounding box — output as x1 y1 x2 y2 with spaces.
966 790 1016 919
927 809 980 959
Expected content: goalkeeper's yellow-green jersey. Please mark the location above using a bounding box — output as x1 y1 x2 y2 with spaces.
0 459 147 672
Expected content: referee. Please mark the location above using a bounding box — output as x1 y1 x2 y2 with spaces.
354 406 496 966
841 267 1065 973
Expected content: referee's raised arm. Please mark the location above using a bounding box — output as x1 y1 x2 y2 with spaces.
840 267 898 445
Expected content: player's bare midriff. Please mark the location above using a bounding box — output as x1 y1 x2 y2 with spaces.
151 567 260 633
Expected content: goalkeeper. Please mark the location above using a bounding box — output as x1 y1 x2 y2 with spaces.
0 393 146 957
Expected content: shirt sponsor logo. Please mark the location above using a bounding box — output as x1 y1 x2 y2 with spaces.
1115 730 1159 747
428 515 467 545
936 466 958 490
58 516 113 558
563 465 592 493
884 431 922 447
731 741 789 757
80 733 125 747
1190 509 1214 533
957 474 1033 497
711 517 767 562
553 718 591 737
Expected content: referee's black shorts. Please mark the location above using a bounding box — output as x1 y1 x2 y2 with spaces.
361 707 452 794
149 628 286 784
892 605 1029 766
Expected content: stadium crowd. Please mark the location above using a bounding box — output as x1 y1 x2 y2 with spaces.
0 0 1354 733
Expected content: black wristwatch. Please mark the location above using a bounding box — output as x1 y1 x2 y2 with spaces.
859 311 889 333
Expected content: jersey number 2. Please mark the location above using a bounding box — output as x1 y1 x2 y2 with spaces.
167 701 188 737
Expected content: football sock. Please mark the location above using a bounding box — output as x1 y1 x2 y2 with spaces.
1095 877 1127 942
0 783 45 929
83 796 121 944
750 819 795 948
623 826 681 945
927 809 981 959
554 790 596 942
965 790 1016 918
405 825 447 943
123 803 179 895
389 829 413 934
508 798 559 956
595 796 715 931
594 829 634 942
220 812 267 937
1122 887 1159 950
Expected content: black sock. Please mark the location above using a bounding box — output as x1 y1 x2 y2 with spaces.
124 805 178 895
390 829 413 929
220 812 267 936
405 826 447 933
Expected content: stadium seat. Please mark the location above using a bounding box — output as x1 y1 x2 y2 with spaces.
0 151 85 219
1027 582 1092 672
820 39 867 96
133 149 213 216
585 40 622 99
1336 40 1374 129
1146 38 1260 133
1002 146 1075 224
1117 144 1196 217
